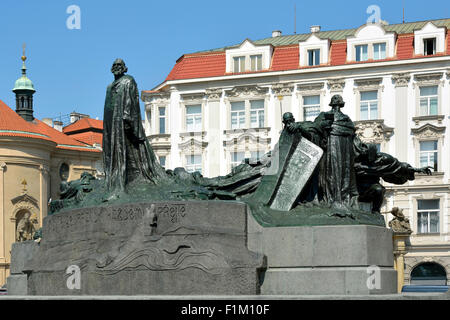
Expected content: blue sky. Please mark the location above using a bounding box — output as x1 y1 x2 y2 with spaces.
0 0 448 121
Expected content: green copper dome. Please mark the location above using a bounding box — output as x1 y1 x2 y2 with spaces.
12 59 35 92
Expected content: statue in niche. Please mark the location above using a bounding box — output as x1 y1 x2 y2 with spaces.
102 58 168 199
16 212 36 242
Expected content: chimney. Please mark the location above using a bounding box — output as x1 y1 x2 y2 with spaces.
272 30 282 38
310 25 321 33
53 120 63 132
42 118 53 127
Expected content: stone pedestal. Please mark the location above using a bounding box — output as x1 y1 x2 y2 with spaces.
248 213 398 295
7 241 39 295
23 201 265 295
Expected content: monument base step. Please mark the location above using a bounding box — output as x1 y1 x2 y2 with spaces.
261 267 397 295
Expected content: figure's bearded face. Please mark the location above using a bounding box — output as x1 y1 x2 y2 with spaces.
111 63 126 76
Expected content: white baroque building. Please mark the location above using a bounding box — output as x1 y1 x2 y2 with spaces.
142 19 450 286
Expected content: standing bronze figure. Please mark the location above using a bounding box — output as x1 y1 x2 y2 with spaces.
314 94 359 210
103 59 167 197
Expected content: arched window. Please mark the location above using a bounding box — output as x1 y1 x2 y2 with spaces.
411 262 447 285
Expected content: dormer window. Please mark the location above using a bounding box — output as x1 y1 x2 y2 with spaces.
347 24 395 62
250 55 262 71
373 43 386 60
355 45 368 62
233 56 245 73
414 22 445 56
299 35 330 67
308 49 320 66
423 38 436 55
226 39 272 73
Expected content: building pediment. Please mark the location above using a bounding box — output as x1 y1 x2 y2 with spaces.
11 193 39 208
411 123 446 138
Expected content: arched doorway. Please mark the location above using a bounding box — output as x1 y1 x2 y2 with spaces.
410 262 447 286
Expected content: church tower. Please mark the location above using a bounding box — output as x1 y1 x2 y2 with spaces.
12 45 36 122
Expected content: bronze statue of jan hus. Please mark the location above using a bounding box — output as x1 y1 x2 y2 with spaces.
102 59 167 199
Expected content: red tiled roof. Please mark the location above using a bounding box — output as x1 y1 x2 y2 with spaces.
68 131 103 147
63 117 103 134
160 26 450 83
397 34 414 59
330 40 348 66
0 99 100 152
447 31 450 54
165 52 226 81
271 45 299 71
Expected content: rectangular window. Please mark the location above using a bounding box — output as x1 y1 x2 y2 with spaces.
417 199 440 234
231 101 246 129
423 38 436 55
250 55 262 71
159 156 166 168
373 43 386 60
419 86 438 116
186 104 202 132
360 91 378 120
250 100 264 128
419 140 438 172
355 45 368 61
231 152 245 169
186 154 202 174
303 95 320 121
233 56 245 73
159 107 166 134
308 49 320 66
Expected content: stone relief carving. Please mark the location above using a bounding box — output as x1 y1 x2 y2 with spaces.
354 120 394 144
226 85 269 98
327 79 345 92
205 88 222 100
391 73 411 87
272 83 294 96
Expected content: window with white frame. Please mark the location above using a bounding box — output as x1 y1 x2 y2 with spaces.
233 56 245 73
417 199 440 234
186 104 202 132
423 38 436 55
159 107 166 134
419 140 438 172
355 45 368 62
231 151 245 169
419 86 438 116
250 55 262 71
231 101 246 129
185 154 202 174
307 49 320 66
373 43 386 60
303 95 320 121
360 91 378 120
250 100 265 128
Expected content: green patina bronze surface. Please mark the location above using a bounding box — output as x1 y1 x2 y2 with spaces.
48 62 433 230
